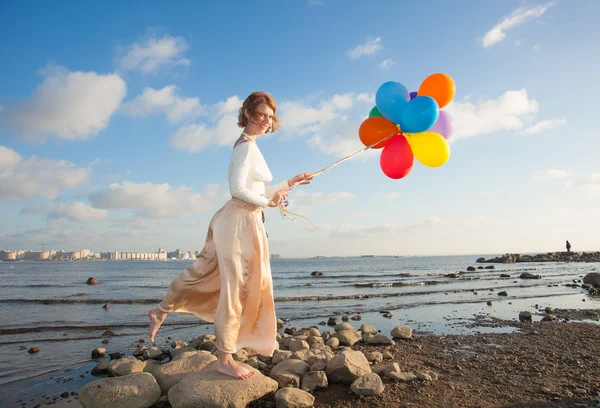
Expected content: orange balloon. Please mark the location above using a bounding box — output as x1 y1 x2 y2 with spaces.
359 117 398 149
418 73 456 109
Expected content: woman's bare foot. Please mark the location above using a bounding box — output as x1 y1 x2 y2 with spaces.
148 309 167 342
215 358 255 380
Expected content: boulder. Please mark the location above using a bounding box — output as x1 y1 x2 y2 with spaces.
476 257 486 263
86 277 100 285
301 371 328 392
79 373 161 408
327 317 338 326
154 351 217 393
467 266 476 271
108 356 146 376
333 322 354 332
274 388 315 408
270 359 310 388
367 335 395 345
272 350 293 365
520 272 541 279
364 352 383 364
358 324 377 335
583 272 600 287
332 330 361 347
519 311 533 322
325 337 339 349
350 373 384 396
326 349 371 384
391 326 413 340
168 362 278 408
310 271 323 276
91 348 106 359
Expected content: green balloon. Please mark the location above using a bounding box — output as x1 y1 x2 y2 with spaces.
369 106 382 117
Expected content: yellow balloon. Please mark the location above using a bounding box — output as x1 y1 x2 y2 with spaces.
406 132 450 167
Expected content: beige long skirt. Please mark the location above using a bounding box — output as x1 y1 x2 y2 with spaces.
158 198 278 356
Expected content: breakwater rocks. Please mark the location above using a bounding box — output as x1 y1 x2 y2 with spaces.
476 251 600 264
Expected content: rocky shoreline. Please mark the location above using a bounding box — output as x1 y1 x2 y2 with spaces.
23 307 597 408
476 251 600 264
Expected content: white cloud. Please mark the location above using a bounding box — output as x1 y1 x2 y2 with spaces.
482 2 554 47
532 169 572 180
567 173 600 189
445 89 540 140
385 192 400 199
0 66 126 142
533 43 542 52
379 58 395 70
50 202 108 221
89 181 228 218
521 119 567 135
122 86 203 123
170 93 365 154
118 34 190 74
0 146 89 200
357 93 375 104
348 37 383 59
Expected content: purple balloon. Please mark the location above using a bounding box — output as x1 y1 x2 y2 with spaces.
409 91 418 100
429 110 454 139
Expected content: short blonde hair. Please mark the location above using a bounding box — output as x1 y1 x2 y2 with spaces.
237 91 280 132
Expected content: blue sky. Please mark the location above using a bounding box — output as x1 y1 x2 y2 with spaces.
1 0 599 257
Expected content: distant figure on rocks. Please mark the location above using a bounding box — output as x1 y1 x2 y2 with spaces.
566 240 572 253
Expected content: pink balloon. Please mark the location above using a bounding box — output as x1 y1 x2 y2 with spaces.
428 110 454 139
380 135 414 179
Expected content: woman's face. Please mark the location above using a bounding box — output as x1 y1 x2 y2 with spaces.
247 103 274 134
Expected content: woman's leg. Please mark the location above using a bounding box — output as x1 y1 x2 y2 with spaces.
215 350 255 380
147 214 222 343
148 308 167 342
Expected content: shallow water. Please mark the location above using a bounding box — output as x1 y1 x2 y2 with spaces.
0 256 599 406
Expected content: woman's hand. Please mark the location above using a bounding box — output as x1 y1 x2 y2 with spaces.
268 190 288 208
287 172 313 189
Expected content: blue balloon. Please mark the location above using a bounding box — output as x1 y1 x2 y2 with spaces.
399 96 440 133
375 81 409 124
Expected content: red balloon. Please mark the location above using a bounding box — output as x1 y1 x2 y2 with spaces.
380 135 414 179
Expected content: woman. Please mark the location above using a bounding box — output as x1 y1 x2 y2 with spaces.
147 91 311 380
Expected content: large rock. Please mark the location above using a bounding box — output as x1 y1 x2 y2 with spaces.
79 373 161 408
301 371 328 392
358 324 377 334
272 350 293 365
154 351 217 393
86 277 100 285
350 373 384 396
168 362 278 408
583 273 600 287
274 387 315 408
391 326 413 340
332 330 361 346
270 359 310 388
367 335 395 345
334 323 354 332
108 356 146 376
326 349 371 384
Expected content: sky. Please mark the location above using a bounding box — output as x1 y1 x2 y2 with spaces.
1 0 599 258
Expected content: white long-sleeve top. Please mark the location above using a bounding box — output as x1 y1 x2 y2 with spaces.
227 141 289 208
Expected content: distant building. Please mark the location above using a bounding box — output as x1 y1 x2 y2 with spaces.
270 254 281 260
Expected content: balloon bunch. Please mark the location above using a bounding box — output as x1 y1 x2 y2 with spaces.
359 73 456 179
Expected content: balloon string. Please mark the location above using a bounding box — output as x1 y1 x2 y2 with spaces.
279 131 400 231
309 131 399 179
